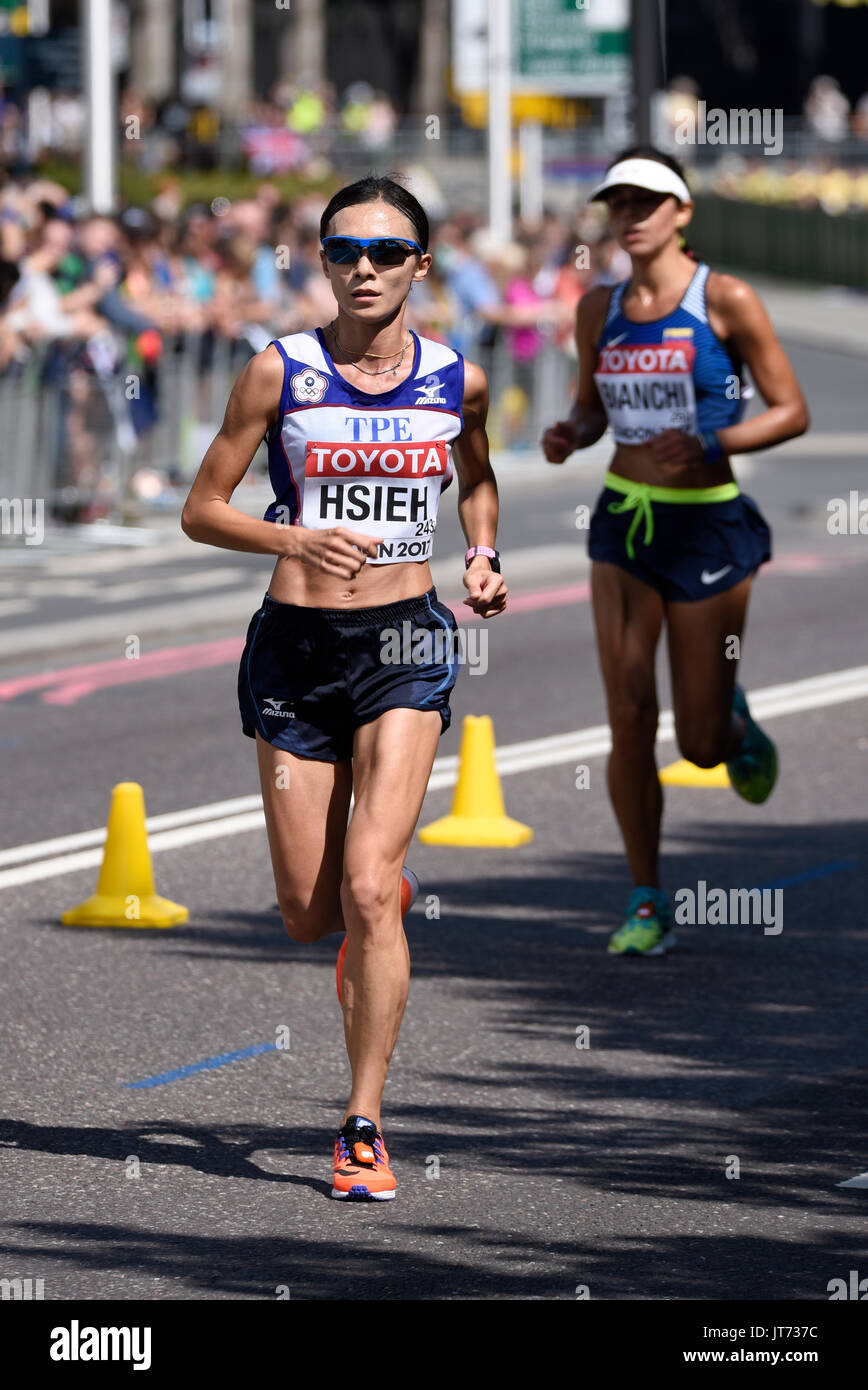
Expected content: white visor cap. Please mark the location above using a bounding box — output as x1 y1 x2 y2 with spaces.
589 157 691 205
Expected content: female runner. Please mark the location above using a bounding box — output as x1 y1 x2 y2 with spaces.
183 176 507 1195
542 147 808 955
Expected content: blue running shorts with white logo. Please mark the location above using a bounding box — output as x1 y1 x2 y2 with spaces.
238 587 460 760
588 489 772 602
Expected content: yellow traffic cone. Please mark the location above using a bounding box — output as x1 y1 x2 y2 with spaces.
61 782 188 928
418 715 533 847
659 759 731 788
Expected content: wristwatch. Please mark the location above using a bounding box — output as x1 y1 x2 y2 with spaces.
465 546 501 573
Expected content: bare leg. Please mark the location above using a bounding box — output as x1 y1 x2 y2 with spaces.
591 560 666 887
666 577 753 767
254 733 352 942
339 707 442 1129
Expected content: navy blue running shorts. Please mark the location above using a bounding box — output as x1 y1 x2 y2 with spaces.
588 487 772 602
238 586 460 761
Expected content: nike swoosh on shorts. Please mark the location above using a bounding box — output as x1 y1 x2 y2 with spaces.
701 565 734 584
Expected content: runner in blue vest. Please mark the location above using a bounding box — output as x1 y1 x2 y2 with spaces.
542 147 808 956
183 177 507 1196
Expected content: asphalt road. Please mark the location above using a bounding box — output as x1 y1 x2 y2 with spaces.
0 339 866 1301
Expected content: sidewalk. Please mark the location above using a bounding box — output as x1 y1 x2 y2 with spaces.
751 277 868 358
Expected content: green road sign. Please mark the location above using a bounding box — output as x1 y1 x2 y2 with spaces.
514 0 630 95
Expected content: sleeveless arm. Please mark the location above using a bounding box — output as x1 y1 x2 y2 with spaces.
541 286 610 462
707 274 809 454
452 358 508 618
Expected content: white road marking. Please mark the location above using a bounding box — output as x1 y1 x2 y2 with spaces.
89 568 251 605
1 663 868 892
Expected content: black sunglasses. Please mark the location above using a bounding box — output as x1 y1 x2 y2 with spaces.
321 235 424 266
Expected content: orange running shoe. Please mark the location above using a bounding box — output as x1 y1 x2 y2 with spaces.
331 1115 396 1201
336 866 419 1005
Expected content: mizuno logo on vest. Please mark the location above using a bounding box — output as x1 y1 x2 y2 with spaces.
415 377 447 404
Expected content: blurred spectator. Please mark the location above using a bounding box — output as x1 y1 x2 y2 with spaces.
223 199 285 308
176 206 219 306
432 220 501 356
659 75 701 161
363 92 398 151
287 84 327 137
588 232 631 289
804 76 850 144
341 82 375 139
212 234 276 340
504 239 550 366
4 217 107 341
0 258 22 371
852 92 868 143
406 260 458 344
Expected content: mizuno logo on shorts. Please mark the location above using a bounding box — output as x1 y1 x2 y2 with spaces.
701 565 733 584
263 698 295 717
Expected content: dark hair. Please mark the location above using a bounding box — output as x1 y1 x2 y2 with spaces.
606 145 695 259
319 175 428 251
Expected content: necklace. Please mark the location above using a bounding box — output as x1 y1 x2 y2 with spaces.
329 321 411 376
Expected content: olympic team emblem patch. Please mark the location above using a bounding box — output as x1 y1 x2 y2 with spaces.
290 368 329 404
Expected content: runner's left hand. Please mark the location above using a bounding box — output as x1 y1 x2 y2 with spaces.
463 562 508 618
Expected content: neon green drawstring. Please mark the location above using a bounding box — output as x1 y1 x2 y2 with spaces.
606 483 655 560
603 471 741 561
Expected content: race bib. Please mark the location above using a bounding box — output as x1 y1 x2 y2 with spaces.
301 439 448 565
595 342 697 444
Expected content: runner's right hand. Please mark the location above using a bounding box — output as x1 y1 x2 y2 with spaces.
294 526 383 580
541 420 579 464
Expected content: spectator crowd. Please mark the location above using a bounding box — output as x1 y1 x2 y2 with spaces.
0 167 627 517
1 167 628 374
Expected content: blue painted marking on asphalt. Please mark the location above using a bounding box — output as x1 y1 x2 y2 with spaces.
120 862 862 1089
122 1042 277 1089
758 858 861 892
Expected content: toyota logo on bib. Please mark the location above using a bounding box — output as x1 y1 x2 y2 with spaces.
291 368 329 404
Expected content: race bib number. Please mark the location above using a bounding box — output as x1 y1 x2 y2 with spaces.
595 342 697 443
302 439 448 564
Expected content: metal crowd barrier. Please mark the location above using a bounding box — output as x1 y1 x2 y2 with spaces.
0 330 576 526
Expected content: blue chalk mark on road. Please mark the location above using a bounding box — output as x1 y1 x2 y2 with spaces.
759 857 861 892
123 1041 278 1089
120 862 863 1089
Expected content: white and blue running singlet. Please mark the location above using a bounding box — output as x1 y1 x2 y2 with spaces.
594 262 746 446
262 327 465 565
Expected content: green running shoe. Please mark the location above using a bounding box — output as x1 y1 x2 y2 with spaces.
607 886 677 956
726 684 777 804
